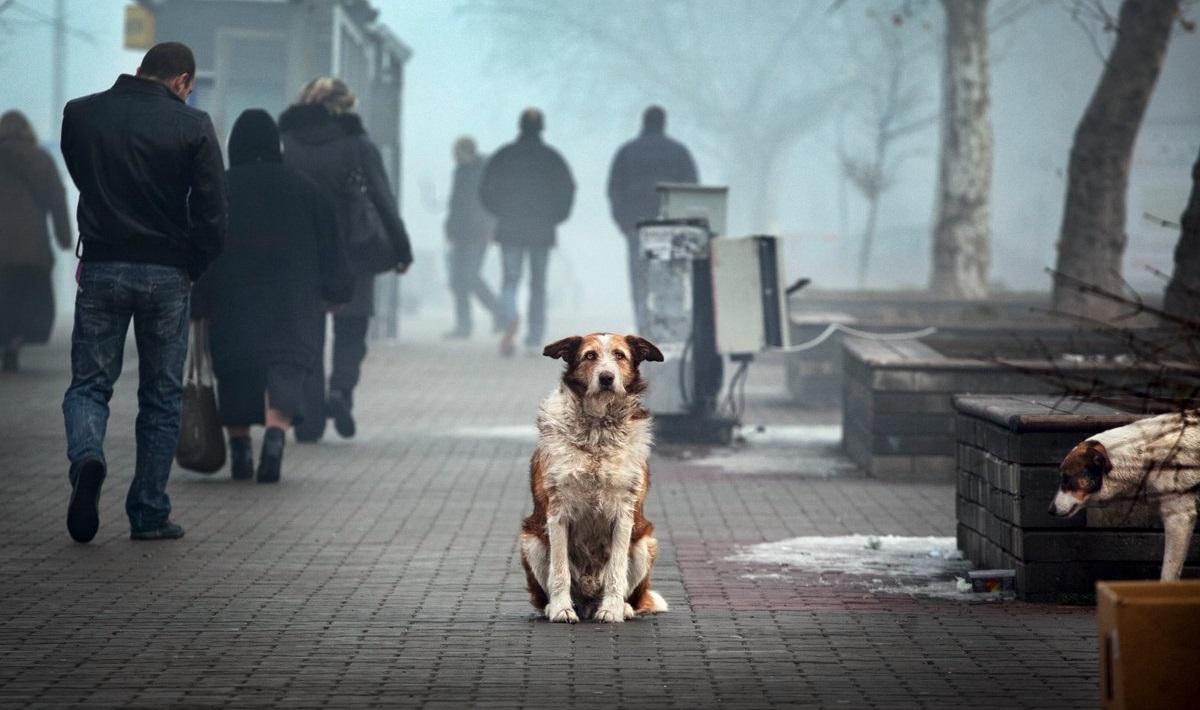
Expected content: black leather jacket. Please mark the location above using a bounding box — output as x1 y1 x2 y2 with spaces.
61 74 227 280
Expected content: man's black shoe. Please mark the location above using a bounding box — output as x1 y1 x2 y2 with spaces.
229 435 254 480
327 390 356 439
67 457 106 543
256 427 285 484
130 521 185 540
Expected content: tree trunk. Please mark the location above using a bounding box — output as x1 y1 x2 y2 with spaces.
929 0 992 299
856 191 882 288
1163 151 1200 319
1051 0 1179 319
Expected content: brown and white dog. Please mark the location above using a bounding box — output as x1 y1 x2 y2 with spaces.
1050 411 1200 580
519 332 669 623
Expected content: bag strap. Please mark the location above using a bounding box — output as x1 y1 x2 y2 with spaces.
185 321 200 386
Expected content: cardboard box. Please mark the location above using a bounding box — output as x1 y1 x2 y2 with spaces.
1097 580 1200 710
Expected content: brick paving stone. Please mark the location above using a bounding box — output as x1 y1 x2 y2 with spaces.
0 336 1100 708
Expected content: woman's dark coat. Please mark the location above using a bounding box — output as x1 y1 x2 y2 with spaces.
0 135 71 268
445 156 493 244
278 104 413 319
193 111 352 383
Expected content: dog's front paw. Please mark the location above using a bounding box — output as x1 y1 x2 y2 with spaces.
594 598 626 624
624 602 636 620
547 603 578 624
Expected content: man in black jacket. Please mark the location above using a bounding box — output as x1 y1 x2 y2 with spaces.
480 109 575 356
606 106 698 331
60 42 227 543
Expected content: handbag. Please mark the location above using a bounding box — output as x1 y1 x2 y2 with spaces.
343 146 400 275
176 320 226 473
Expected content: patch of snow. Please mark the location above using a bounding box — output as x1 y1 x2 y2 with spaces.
735 425 842 445
449 425 537 441
728 535 976 600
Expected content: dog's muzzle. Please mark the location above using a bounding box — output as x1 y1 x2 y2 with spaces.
598 372 615 390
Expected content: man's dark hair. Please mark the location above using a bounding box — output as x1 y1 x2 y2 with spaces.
643 105 666 133
519 107 544 135
137 42 196 81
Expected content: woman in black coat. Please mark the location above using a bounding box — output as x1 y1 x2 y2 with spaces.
278 77 413 442
193 109 352 483
0 111 72 372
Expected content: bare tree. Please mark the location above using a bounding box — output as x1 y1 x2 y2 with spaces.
461 1 849 233
929 0 992 298
1052 0 1182 320
1164 150 1200 318
838 12 935 286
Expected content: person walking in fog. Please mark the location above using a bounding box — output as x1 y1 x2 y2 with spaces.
480 108 575 357
444 136 500 339
279 77 413 442
0 110 71 373
192 110 352 483
60 42 226 542
606 106 698 331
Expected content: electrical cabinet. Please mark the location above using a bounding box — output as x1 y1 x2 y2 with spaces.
710 235 789 355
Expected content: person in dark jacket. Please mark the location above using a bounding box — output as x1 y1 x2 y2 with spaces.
60 42 227 543
0 110 71 372
193 110 352 483
479 108 575 356
607 106 698 332
279 77 413 442
444 136 499 339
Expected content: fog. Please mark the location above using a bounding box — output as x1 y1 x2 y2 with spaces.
2 1 1197 331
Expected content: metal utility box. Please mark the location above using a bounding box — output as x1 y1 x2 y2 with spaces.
656 183 729 236
636 219 711 417
710 235 789 355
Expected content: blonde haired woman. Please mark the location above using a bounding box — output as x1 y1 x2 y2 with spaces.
279 77 413 442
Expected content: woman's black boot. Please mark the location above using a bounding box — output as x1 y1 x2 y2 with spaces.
256 427 285 484
229 435 253 480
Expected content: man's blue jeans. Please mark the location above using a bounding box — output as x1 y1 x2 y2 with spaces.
62 262 190 532
499 243 550 347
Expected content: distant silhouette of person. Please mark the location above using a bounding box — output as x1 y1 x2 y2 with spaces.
606 106 698 331
192 109 352 483
60 42 227 542
444 136 499 339
480 108 575 356
279 77 413 441
0 110 71 373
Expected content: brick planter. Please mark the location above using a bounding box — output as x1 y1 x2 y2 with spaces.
840 329 1166 481
954 395 1200 602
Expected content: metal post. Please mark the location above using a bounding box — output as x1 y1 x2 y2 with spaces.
51 0 66 140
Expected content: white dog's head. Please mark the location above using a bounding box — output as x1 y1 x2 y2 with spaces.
1049 440 1111 517
542 332 663 405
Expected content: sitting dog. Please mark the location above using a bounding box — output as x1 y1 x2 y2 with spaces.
519 332 668 623
1050 410 1200 580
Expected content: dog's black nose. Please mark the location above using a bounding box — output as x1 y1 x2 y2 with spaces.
1047 501 1058 516
599 372 615 389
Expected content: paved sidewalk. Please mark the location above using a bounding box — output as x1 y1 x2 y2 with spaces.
0 334 1098 708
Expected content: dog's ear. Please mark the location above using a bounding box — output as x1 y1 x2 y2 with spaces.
1085 441 1110 475
543 335 582 361
626 335 664 364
